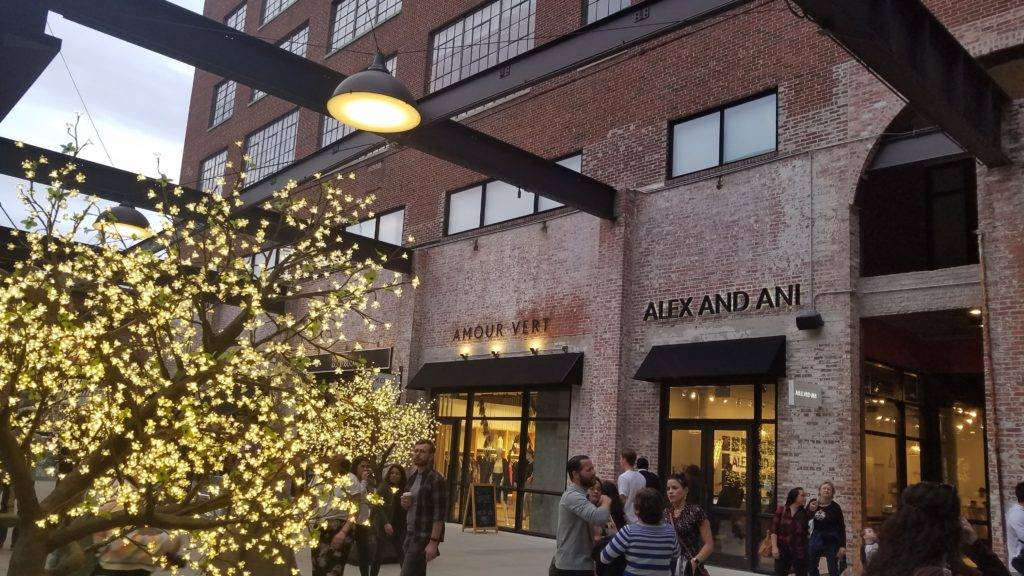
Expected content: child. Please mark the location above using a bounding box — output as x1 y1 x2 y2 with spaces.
601 488 680 576
860 527 879 566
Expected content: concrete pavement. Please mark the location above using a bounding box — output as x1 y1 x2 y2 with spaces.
2 524 760 576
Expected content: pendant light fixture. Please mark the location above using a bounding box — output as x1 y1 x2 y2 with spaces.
93 204 152 239
326 53 421 133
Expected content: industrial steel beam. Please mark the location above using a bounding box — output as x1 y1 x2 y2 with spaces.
43 0 617 220
0 2 61 122
791 0 1009 166
0 137 413 274
241 0 747 211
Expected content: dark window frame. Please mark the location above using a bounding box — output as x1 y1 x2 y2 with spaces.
224 2 247 30
198 148 229 194
442 151 581 237
924 159 978 271
251 22 310 103
327 0 403 55
208 79 237 128
259 0 298 26
581 0 631 25
345 205 406 243
666 89 779 180
242 107 301 183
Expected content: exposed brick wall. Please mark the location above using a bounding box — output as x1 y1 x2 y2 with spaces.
181 0 1024 565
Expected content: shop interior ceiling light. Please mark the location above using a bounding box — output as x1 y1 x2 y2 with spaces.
327 53 421 133
93 204 152 239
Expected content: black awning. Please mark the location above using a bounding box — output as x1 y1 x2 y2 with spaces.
634 336 786 382
407 353 583 391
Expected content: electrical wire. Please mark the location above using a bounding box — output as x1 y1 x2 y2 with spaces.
47 22 116 166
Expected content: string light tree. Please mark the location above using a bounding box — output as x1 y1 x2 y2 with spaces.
0 128 433 576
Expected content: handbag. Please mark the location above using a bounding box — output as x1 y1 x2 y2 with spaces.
758 532 774 558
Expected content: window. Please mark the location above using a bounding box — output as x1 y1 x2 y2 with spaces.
862 362 921 519
261 0 297 24
321 56 396 146
244 110 299 183
345 207 405 245
209 80 237 127
252 26 310 102
225 3 247 31
429 0 536 92
199 150 228 195
445 154 578 235
670 92 777 177
585 0 630 23
329 0 402 52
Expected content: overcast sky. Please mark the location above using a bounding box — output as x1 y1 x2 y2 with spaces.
0 1 203 236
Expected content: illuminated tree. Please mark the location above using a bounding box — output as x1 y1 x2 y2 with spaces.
0 132 433 576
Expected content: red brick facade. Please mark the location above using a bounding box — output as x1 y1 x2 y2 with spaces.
181 0 1024 568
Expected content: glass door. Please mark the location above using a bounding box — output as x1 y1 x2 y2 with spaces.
435 419 464 522
665 424 755 570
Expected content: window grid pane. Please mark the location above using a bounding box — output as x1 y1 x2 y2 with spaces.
377 209 404 244
330 0 402 51
671 93 778 177
723 93 777 162
210 80 236 127
429 0 536 92
320 56 396 146
585 0 630 23
672 111 720 177
261 0 297 24
446 153 581 234
244 110 299 183
252 26 309 102
225 4 247 31
199 150 228 195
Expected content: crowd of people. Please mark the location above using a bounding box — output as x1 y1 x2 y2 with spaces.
551 449 1024 576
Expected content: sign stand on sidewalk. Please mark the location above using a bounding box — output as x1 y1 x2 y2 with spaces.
461 484 498 533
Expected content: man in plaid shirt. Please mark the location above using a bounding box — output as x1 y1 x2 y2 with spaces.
399 439 448 576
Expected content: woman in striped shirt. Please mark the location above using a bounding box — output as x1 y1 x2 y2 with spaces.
600 488 681 576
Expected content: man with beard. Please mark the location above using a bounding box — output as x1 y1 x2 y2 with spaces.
399 440 447 576
551 455 613 576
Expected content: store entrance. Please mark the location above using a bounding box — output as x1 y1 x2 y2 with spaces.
660 383 776 572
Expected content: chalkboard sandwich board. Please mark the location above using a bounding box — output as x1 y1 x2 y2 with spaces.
461 484 498 533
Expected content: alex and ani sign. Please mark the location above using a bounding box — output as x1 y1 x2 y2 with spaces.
643 284 802 322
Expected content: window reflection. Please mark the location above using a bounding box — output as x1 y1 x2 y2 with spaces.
940 402 987 522
864 434 898 516
668 385 760 419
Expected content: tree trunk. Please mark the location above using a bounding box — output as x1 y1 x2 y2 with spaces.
8 525 49 576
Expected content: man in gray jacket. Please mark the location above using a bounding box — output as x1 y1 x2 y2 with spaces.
550 455 612 576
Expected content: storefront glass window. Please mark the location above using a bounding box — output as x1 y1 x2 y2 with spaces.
523 420 569 492
528 389 571 419
437 393 469 417
668 385 758 419
940 403 987 522
864 398 900 434
521 492 561 535
761 383 776 420
906 440 922 485
759 424 776 513
864 362 903 399
864 434 899 517
905 405 921 439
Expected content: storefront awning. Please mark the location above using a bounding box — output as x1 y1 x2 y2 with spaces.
407 353 583 391
634 336 786 382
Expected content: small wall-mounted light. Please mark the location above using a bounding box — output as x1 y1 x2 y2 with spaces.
561 345 569 353
969 308 982 316
529 347 539 355
472 238 479 251
491 350 501 358
460 353 469 361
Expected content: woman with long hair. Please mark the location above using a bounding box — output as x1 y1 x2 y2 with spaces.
317 456 374 576
592 479 628 576
370 463 407 576
865 483 1009 576
771 487 809 576
664 474 713 576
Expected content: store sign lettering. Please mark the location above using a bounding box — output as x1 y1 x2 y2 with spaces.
452 318 550 342
643 284 801 322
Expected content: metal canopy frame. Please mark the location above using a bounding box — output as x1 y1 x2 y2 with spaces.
791 0 1010 167
0 3 62 123
38 0 617 220
0 137 413 274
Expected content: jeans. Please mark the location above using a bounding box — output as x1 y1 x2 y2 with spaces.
399 535 429 576
548 558 594 576
774 547 809 576
808 543 841 576
370 526 406 576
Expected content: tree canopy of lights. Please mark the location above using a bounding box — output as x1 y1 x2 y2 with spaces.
0 124 433 576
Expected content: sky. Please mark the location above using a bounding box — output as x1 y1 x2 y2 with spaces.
0 0 204 238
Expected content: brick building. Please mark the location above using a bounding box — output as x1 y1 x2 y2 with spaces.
179 0 1024 571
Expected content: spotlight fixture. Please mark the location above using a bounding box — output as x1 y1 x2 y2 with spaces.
460 353 469 361
327 53 421 133
561 345 569 353
529 347 539 355
93 204 152 239
969 308 982 316
491 350 500 358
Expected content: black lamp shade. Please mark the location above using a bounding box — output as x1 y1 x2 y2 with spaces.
94 204 151 239
326 53 421 133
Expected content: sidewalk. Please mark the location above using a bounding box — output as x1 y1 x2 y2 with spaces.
1 524 761 576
